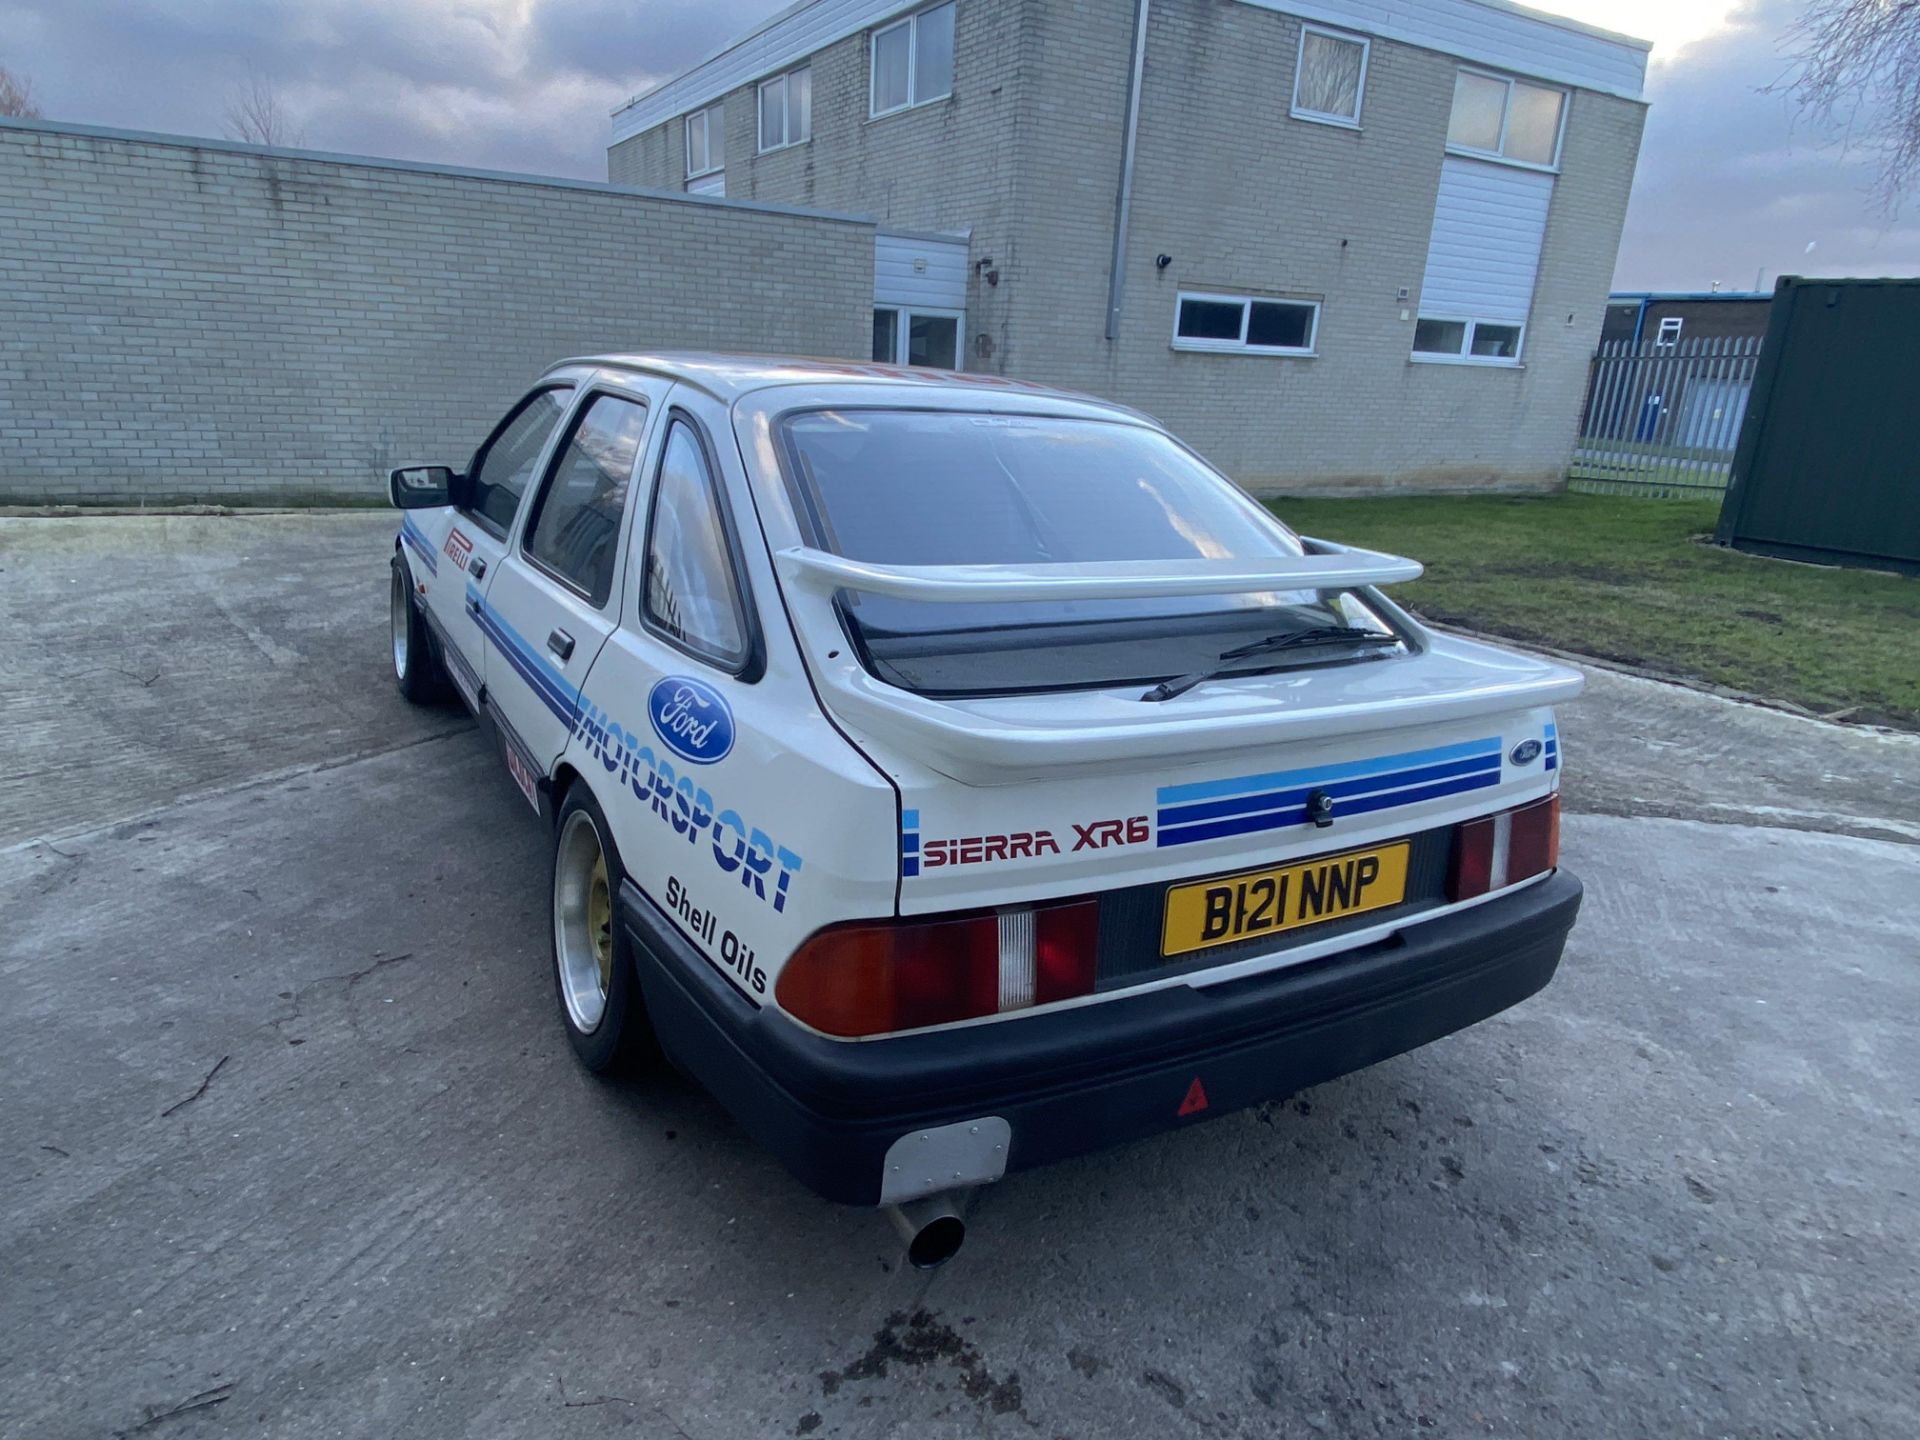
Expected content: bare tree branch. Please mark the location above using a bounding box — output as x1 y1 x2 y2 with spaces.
1774 0 1920 210
222 65 306 147
0 64 43 119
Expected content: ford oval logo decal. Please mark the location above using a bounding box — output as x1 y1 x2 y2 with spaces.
648 676 735 765
1510 738 1544 766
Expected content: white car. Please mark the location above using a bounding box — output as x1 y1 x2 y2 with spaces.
388 353 1582 1266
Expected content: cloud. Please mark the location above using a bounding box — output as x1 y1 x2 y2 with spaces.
0 0 782 179
1613 0 1920 288
3 0 1915 281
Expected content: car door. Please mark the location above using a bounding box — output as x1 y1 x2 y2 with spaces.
415 384 576 706
480 380 665 780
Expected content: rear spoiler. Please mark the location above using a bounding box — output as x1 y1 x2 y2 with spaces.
773 538 1421 603
766 535 1581 783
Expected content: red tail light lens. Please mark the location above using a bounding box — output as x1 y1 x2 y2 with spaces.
1449 794 1560 902
777 899 1101 1038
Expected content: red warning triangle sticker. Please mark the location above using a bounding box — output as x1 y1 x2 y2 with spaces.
1177 1077 1209 1117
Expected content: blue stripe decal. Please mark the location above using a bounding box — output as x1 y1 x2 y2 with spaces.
1157 753 1501 830
399 518 438 575
475 610 574 723
899 808 921 879
1158 769 1503 848
468 584 575 709
464 585 582 724
1157 738 1502 806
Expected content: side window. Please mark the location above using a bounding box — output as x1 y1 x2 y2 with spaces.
468 387 572 535
523 394 649 607
643 419 750 669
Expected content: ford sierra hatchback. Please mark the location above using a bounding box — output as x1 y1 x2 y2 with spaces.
387 353 1582 1266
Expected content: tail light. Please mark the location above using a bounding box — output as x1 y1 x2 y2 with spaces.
1450 794 1560 902
777 899 1100 1038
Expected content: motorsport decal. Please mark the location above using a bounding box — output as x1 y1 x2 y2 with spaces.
458 589 801 912
442 528 475 572
1544 722 1559 772
573 697 802 913
1154 738 1504 849
665 875 766 994
399 517 438 576
648 676 735 765
901 811 1150 876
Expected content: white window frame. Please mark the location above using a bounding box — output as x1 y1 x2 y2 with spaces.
758 65 811 153
1655 316 1684 347
1444 66 1567 173
1171 290 1320 357
1410 313 1526 367
873 305 965 367
685 104 723 179
1290 24 1369 130
869 2 956 119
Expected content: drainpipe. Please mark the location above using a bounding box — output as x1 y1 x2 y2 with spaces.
1104 0 1151 341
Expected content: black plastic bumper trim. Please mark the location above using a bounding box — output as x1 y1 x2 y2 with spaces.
618 871 1581 1206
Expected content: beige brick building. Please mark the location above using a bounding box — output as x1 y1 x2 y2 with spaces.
609 0 1649 492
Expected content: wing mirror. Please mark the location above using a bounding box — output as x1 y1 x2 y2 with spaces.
388 464 461 509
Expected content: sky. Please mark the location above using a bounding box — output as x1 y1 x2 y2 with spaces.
2 0 1916 291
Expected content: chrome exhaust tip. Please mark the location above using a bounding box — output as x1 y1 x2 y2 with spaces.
884 1193 967 1269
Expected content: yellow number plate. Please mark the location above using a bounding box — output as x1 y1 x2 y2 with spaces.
1161 842 1410 958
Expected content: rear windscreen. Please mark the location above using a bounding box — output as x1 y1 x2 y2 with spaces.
777 409 1400 695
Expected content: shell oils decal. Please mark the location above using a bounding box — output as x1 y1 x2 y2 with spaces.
573 698 802 913
647 675 735 765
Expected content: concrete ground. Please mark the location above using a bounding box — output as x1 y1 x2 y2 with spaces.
2 513 1916 1440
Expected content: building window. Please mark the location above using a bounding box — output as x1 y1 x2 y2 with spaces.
759 66 812 152
1172 291 1319 355
1446 67 1566 168
1655 316 1684 346
871 2 955 117
1412 315 1524 363
1291 26 1368 127
873 306 961 367
685 104 724 180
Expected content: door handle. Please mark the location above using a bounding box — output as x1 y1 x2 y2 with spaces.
547 628 575 662
468 556 487 580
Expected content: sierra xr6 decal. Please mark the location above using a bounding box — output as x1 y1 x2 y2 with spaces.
900 812 1151 877
573 698 803 913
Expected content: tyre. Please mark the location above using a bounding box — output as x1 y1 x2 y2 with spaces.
551 784 660 1074
390 552 452 704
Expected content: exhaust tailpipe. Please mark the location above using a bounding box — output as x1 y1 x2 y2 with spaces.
884 1193 967 1269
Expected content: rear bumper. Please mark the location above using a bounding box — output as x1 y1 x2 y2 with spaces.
619 870 1582 1206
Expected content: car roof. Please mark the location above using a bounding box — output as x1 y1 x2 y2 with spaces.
549 350 1151 421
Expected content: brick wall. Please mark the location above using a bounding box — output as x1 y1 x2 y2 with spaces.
1007 0 1646 492
606 0 1646 494
0 120 873 505
609 1 1031 369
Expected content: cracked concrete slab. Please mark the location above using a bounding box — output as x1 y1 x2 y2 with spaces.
1 513 1916 1440
0 513 466 850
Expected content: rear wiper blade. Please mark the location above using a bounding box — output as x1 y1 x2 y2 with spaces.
1140 626 1401 703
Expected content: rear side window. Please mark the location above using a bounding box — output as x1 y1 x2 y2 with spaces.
523 394 649 607
643 419 750 669
468 387 572 534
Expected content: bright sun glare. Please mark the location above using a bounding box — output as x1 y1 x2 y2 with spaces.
1527 0 1743 61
